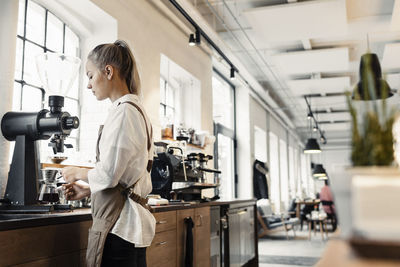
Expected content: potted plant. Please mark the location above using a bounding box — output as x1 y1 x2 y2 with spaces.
334 52 400 253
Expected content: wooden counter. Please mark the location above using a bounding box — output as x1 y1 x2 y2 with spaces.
0 199 257 267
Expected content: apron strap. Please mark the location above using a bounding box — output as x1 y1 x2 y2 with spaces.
118 101 153 172
118 100 154 211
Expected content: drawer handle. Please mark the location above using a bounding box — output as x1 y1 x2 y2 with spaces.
196 215 203 226
157 241 167 246
157 220 167 224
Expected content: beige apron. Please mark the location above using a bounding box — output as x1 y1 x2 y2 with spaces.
86 101 153 267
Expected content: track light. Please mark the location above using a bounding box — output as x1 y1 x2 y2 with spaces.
320 136 326 144
189 34 196 46
230 67 236 80
189 29 201 46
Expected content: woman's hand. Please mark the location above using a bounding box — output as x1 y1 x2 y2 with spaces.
63 182 91 201
61 167 89 183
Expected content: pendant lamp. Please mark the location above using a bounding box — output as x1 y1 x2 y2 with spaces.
352 53 393 100
313 164 327 177
304 138 321 154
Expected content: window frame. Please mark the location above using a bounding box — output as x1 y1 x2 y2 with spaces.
213 68 238 198
15 0 81 149
159 75 176 119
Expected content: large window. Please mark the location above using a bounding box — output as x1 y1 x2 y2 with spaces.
213 71 236 199
288 145 296 199
254 126 267 162
14 0 80 153
279 138 289 211
160 54 201 134
269 132 280 212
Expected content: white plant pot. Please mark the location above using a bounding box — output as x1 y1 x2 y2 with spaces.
331 167 400 242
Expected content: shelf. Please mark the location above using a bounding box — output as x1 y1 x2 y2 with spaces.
41 163 93 169
160 137 204 149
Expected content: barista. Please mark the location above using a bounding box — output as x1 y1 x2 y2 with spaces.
61 40 155 267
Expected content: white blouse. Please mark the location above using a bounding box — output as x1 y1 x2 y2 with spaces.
87 94 155 247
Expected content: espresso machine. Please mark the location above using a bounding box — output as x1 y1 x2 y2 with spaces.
0 52 81 213
151 144 221 201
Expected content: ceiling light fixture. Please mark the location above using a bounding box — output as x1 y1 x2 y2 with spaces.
352 35 393 100
313 164 327 177
304 96 327 147
304 138 321 154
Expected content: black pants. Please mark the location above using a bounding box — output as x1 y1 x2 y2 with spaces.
101 233 147 267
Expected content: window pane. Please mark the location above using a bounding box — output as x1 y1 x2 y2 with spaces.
25 1 45 45
14 38 23 80
212 76 234 129
65 26 79 57
301 154 309 197
65 137 77 152
17 0 25 36
67 74 79 99
159 105 165 120
160 78 166 103
269 132 280 212
13 82 22 111
217 133 234 199
166 107 174 119
46 12 63 52
166 84 174 107
280 139 289 211
254 126 267 162
23 42 43 87
21 85 43 111
288 146 296 199
64 98 79 115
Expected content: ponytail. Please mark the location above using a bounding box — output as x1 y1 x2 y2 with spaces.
87 40 141 95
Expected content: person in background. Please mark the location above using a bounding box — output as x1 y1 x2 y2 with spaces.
61 40 155 267
319 179 337 231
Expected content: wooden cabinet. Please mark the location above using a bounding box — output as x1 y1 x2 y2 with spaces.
0 220 90 266
150 206 210 267
147 211 177 267
147 227 177 267
194 207 211 267
177 208 195 267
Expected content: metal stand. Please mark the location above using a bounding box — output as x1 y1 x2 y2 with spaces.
2 135 40 212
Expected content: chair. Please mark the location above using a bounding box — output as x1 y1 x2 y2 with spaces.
300 204 315 230
257 199 299 239
320 200 337 232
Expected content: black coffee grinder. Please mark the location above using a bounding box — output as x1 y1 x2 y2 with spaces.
0 95 79 212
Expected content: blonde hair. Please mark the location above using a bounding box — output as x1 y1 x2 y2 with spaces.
87 40 140 95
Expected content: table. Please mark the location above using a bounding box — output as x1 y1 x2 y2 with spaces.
295 199 320 219
307 215 328 241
